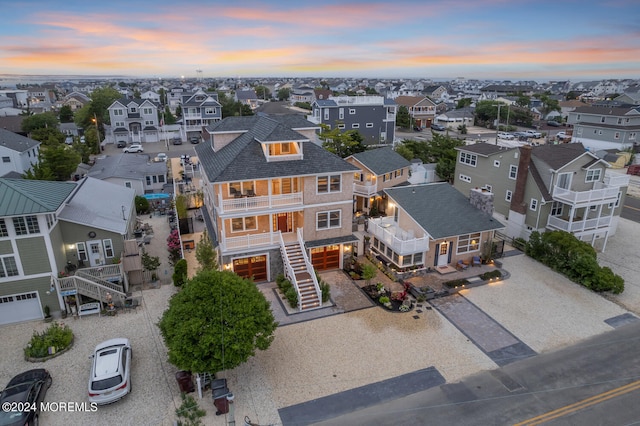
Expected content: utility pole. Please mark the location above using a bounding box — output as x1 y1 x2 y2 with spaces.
495 104 502 145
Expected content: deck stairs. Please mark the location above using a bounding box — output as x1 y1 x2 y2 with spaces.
57 264 128 306
279 230 322 311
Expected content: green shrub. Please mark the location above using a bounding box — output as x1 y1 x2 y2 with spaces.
444 278 469 288
480 270 502 280
320 282 331 303
379 296 390 305
275 273 286 288
24 322 74 359
173 259 188 287
284 286 298 308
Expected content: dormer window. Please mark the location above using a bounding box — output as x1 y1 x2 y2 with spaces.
265 142 302 161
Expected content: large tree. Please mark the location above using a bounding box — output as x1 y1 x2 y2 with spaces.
33 145 81 181
158 270 277 373
318 124 366 158
395 134 464 182
254 85 271 100
195 230 217 272
395 105 411 129
58 105 74 123
276 87 291 101
21 111 59 133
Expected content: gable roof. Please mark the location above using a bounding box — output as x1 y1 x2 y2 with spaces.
348 147 410 175
385 183 505 240
0 178 76 216
531 142 592 170
0 128 40 153
394 96 435 108
457 142 506 157
197 115 358 183
58 177 135 234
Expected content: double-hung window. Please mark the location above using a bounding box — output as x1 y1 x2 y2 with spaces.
0 256 19 277
317 210 341 230
585 169 601 183
103 239 114 258
231 217 257 232
317 175 341 193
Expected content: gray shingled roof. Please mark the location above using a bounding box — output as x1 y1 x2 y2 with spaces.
385 183 505 240
0 178 76 216
457 142 506 157
58 177 135 234
0 128 40 153
87 153 167 181
349 147 410 175
197 115 358 182
531 142 590 170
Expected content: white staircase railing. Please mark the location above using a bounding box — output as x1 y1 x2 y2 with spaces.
278 231 303 310
58 275 127 305
296 227 322 307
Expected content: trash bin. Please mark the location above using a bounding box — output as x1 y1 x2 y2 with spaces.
212 385 230 415
175 371 194 393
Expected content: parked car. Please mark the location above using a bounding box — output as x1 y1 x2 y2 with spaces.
0 369 52 426
556 131 570 140
497 132 515 140
547 120 561 127
431 123 446 131
524 130 542 138
123 144 143 153
88 338 132 405
172 137 182 145
65 136 74 145
116 141 127 148
189 136 200 144
155 152 168 162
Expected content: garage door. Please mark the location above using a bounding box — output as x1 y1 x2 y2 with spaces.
0 292 43 325
310 245 340 270
233 255 268 282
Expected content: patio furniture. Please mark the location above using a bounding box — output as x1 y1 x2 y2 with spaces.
472 256 482 267
456 259 468 271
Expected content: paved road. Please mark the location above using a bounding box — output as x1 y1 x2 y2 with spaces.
315 320 640 426
622 192 640 223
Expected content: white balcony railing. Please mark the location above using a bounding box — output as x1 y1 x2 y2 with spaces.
368 217 429 256
603 173 630 188
552 185 620 206
221 231 280 252
266 153 303 162
307 115 321 124
547 215 612 233
218 192 303 213
353 182 378 196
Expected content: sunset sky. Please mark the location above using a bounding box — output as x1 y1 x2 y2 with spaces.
1 0 639 81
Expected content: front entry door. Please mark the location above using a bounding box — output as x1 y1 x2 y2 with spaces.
276 213 291 233
87 240 104 267
437 242 450 267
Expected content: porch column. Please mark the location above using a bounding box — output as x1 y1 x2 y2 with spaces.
268 178 273 209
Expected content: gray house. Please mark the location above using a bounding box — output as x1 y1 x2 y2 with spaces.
308 95 397 146
107 98 161 145
0 177 136 325
87 153 168 196
567 105 640 151
452 142 629 251
0 128 40 178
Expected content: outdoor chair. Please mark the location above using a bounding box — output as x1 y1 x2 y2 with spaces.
472 256 482 267
456 259 468 271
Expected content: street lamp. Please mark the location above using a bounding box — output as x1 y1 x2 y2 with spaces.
92 113 101 151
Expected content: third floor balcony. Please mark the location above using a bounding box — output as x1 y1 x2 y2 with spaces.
353 181 377 197
368 217 429 256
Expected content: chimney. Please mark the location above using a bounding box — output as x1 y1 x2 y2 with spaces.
469 187 494 216
510 145 532 214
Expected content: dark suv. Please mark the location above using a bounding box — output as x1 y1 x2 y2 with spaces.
116 141 127 148
190 136 200 144
431 124 446 131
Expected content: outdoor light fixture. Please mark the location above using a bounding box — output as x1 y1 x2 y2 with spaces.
68 243 75 250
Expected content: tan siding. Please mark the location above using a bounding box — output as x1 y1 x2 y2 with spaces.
16 237 51 275
302 204 352 241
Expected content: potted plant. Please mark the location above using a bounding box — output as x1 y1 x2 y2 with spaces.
43 305 53 322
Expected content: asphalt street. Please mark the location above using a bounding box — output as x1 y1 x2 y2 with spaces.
622 193 640 222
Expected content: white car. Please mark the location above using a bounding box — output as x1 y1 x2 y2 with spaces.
88 338 132 405
556 131 569 140
123 144 143 153
155 153 168 162
497 132 515 140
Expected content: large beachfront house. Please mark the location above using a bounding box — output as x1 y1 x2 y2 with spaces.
107 98 161 145
452 142 629 251
567 105 640 152
196 114 359 311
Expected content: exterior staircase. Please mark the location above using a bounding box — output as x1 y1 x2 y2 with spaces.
57 264 128 307
279 230 322 311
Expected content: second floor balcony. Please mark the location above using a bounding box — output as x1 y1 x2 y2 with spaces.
217 191 303 213
547 215 613 234
221 231 281 252
552 183 620 207
353 181 377 197
368 217 429 256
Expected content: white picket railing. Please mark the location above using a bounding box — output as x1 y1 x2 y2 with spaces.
296 227 322 308
218 192 303 213
278 231 302 310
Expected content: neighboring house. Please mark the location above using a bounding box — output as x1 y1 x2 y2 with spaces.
0 90 29 108
422 85 448 102
567 106 640 151
435 107 475 129
0 177 137 325
107 98 161 145
141 90 161 103
367 183 505 271
196 114 359 311
59 122 81 138
314 89 332 101
87 153 168 196
394 96 437 129
0 128 40 177
308 95 397 146
234 89 259 110
62 91 91 111
181 89 223 141
345 147 411 214
452 142 629 251
290 86 315 104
